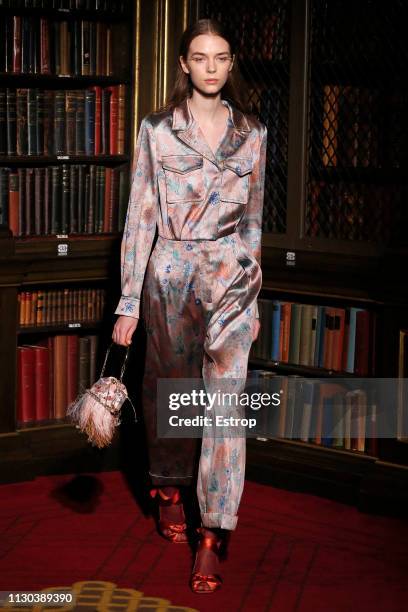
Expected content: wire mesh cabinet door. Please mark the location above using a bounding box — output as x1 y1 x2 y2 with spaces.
197 0 291 238
305 0 408 255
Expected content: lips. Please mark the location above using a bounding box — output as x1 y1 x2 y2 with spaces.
205 79 218 83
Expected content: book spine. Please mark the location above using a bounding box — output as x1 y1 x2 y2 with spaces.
44 166 51 235
18 167 25 236
117 83 125 154
81 20 90 76
72 19 81 76
0 168 9 226
65 90 77 155
13 16 22 73
104 166 112 232
36 89 44 155
51 165 60 234
85 88 95 155
69 164 77 233
0 90 6 155
109 85 118 154
40 18 50 74
101 87 111 154
32 16 40 74
43 90 53 155
106 25 112 75
21 16 29 73
34 167 44 235
53 21 60 74
77 164 84 233
89 20 96 75
9 171 19 235
87 164 95 233
75 90 86 154
61 164 69 233
16 88 28 155
25 167 34 235
6 89 17 155
93 86 101 155
54 90 66 154
27 88 37 156
5 15 14 73
59 20 69 75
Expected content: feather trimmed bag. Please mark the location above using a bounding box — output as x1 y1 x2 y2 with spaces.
66 342 136 448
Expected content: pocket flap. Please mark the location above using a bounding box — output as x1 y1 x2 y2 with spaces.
223 157 253 176
162 155 203 174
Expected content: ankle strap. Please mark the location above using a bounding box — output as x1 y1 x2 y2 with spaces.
150 487 181 504
196 527 222 554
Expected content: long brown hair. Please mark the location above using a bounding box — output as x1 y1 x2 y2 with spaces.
153 18 251 116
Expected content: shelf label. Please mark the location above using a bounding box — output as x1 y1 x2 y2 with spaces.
57 155 70 159
286 251 296 267
68 323 82 328
56 234 68 239
57 243 68 256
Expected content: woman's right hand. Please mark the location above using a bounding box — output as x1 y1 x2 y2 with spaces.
112 315 139 347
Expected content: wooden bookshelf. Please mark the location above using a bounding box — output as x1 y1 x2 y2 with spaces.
0 0 136 472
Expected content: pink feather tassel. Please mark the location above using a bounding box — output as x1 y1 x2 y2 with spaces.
67 376 136 448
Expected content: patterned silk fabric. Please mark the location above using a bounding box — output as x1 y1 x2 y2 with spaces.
115 96 267 530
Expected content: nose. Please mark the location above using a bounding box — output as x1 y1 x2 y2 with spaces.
206 59 216 73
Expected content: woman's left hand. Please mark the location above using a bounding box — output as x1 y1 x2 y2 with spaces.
253 318 260 342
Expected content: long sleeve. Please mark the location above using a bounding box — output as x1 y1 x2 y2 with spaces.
238 123 267 319
114 117 159 319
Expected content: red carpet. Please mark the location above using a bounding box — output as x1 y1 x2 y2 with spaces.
0 470 407 611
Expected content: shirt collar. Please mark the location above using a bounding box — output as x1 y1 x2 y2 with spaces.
172 96 251 133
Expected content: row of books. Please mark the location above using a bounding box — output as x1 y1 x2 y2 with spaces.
250 299 376 375
0 86 126 156
247 371 378 455
305 180 404 242
320 85 405 169
0 164 129 234
0 1 127 11
17 333 99 424
1 15 115 76
19 287 106 325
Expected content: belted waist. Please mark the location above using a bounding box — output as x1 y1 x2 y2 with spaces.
157 231 239 243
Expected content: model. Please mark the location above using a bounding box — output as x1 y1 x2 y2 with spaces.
112 18 267 594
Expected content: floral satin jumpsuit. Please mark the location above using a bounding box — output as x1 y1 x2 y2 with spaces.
115 96 267 530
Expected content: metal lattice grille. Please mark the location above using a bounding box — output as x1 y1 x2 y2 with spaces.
306 0 408 244
198 0 290 234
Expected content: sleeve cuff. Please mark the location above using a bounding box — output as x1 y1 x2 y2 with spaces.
114 296 140 318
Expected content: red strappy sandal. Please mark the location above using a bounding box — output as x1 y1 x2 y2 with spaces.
150 487 188 544
190 527 223 593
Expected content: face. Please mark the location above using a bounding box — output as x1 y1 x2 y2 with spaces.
180 34 234 96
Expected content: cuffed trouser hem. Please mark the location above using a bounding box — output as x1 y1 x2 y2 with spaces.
149 472 194 487
201 512 238 531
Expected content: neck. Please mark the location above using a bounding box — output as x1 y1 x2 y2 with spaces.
188 92 225 122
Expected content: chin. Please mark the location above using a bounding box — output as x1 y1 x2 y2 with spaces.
194 83 225 96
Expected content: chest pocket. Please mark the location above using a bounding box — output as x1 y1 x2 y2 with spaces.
220 156 253 204
162 154 204 203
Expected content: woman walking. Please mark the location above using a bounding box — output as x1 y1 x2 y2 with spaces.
112 18 267 593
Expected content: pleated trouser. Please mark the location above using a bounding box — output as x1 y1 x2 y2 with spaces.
141 231 260 530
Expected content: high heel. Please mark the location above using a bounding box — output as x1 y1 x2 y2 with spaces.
150 487 188 544
190 527 223 593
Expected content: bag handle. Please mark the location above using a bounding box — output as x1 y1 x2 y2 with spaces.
100 342 131 381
